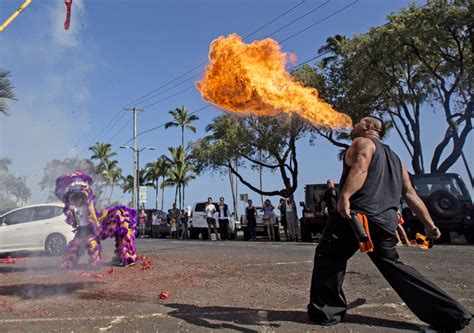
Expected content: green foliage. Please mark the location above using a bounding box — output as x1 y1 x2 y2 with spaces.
294 0 473 174
0 165 32 211
165 106 200 146
189 113 308 197
0 70 16 116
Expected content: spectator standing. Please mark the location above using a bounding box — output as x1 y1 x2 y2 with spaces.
205 197 218 240
168 203 181 239
246 200 257 241
286 198 298 241
278 198 289 241
217 197 230 241
263 199 276 241
180 209 188 240
321 179 339 215
151 210 159 238
139 210 147 238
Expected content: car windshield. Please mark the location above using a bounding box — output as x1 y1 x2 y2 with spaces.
412 176 465 197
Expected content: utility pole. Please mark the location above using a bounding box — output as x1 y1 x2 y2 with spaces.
125 107 143 211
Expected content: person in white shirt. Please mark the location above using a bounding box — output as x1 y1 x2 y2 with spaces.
205 197 218 240
151 211 159 238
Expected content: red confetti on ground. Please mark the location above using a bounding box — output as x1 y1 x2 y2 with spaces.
159 291 170 299
139 261 153 271
139 255 150 260
107 268 114 275
0 257 29 264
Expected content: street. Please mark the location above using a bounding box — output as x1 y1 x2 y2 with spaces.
0 239 472 332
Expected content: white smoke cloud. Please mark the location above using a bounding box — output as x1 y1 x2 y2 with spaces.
0 0 95 204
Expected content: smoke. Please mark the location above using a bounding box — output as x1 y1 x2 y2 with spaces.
0 0 95 204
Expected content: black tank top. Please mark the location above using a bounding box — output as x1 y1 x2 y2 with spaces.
339 138 403 234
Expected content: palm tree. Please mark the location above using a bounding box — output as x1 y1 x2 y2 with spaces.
165 106 199 147
89 142 118 173
161 161 195 209
120 175 134 195
317 34 349 67
162 146 195 209
103 167 122 204
144 155 169 210
0 70 16 116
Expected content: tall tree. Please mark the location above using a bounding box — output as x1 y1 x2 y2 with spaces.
190 114 308 199
293 0 473 176
161 146 195 209
165 106 200 147
89 142 118 173
144 155 169 210
0 70 16 116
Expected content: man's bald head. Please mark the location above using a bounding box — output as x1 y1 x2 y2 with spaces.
363 116 385 137
350 116 385 139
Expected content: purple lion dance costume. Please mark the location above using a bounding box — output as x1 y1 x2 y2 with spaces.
55 172 139 268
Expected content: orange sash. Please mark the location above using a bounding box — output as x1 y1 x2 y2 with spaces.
355 213 374 253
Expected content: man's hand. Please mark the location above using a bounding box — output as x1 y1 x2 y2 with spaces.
337 195 351 219
425 225 441 240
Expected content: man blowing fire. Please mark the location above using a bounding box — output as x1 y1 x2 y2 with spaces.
307 116 472 331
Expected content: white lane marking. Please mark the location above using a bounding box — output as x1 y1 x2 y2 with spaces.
243 260 312 267
0 313 165 324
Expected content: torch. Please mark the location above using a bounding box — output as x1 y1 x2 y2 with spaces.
349 213 369 242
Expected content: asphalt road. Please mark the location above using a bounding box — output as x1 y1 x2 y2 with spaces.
0 238 472 332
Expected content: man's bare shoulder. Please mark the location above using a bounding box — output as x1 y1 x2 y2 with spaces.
350 137 376 152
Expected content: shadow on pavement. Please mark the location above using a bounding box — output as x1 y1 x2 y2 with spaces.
0 282 104 299
165 301 422 332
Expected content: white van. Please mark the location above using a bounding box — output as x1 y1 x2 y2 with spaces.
188 202 238 239
0 203 74 255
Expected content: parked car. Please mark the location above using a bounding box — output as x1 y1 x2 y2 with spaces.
300 184 337 242
0 203 74 255
188 202 237 240
401 173 473 244
240 207 280 241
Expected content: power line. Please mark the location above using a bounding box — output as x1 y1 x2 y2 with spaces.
78 108 124 156
242 0 306 40
121 105 212 146
135 0 348 112
123 0 307 109
265 0 330 39
280 0 359 44
87 0 357 151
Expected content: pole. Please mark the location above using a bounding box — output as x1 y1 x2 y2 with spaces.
137 149 140 210
125 107 143 211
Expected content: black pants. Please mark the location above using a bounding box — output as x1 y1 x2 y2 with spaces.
152 225 160 238
307 213 472 331
219 218 229 240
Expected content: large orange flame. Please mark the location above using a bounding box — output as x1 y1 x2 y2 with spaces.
196 34 352 129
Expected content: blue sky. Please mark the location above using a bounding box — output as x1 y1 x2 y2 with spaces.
0 0 472 213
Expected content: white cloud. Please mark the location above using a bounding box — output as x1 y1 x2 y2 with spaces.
50 0 86 48
0 0 97 203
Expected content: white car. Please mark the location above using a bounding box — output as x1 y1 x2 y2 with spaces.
0 203 74 255
188 202 238 239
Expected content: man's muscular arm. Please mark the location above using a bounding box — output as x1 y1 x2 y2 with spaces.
337 137 375 219
401 164 441 240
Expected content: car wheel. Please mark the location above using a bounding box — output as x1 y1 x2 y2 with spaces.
428 190 462 218
45 233 67 255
